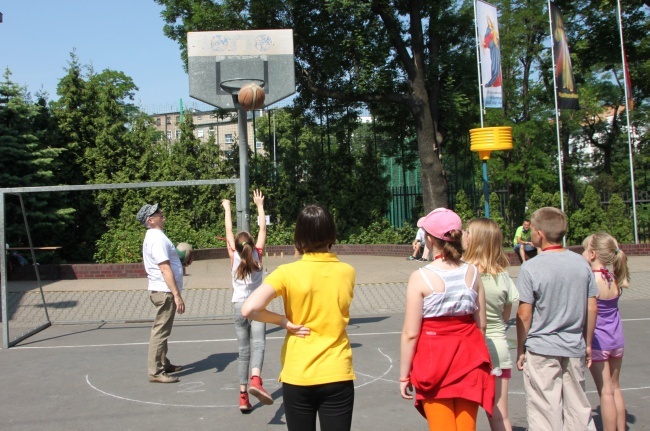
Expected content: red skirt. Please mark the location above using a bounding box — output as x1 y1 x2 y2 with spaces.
410 315 495 417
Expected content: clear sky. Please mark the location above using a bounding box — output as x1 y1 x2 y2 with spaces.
0 0 214 114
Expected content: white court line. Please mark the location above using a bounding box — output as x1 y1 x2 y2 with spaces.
11 331 401 350
85 375 236 408
356 371 396 384
7 321 646 350
355 348 393 389
509 386 650 396
86 348 394 409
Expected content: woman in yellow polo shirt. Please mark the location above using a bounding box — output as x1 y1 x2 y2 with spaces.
242 204 356 431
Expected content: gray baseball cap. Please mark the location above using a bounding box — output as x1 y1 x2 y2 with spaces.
136 203 160 226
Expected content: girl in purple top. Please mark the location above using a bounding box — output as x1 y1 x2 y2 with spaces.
582 232 630 431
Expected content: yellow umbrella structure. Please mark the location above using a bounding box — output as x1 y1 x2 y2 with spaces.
469 126 513 217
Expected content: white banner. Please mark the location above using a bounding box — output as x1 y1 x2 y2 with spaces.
476 1 503 108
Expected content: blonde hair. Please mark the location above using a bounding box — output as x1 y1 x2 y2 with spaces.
531 207 566 243
463 218 510 275
582 232 629 289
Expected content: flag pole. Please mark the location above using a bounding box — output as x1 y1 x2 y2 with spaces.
473 0 490 217
474 0 485 129
617 0 639 243
548 0 566 225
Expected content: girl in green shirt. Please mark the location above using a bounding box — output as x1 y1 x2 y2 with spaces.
464 218 519 431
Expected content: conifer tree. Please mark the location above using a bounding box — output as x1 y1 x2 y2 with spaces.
604 193 633 243
569 186 606 244
0 70 64 245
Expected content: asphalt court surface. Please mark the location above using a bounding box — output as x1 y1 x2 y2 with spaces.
2 254 650 430
1 301 650 430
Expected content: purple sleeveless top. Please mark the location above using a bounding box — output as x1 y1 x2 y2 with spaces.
592 296 624 351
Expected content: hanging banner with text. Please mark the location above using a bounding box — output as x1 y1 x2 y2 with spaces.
477 0 503 109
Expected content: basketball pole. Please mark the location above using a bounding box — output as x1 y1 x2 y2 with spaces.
235 98 251 232
186 30 296 233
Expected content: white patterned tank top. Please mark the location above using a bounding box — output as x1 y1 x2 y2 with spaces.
419 263 479 318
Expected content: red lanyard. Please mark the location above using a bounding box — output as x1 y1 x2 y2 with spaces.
593 268 616 285
541 245 563 252
433 254 443 261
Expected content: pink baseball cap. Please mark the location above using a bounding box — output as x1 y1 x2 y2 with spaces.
417 208 462 241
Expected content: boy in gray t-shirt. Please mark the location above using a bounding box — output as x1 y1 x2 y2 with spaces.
516 207 598 430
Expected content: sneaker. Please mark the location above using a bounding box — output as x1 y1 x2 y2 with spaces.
418 257 428 262
248 376 274 405
164 364 183 374
406 256 417 261
239 392 252 413
148 372 179 383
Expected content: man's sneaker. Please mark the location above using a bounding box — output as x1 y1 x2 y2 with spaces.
418 257 428 262
248 376 274 405
148 372 179 383
164 364 183 374
406 256 417 261
239 392 252 413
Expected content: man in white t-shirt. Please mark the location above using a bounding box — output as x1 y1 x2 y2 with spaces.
137 203 186 383
407 227 428 261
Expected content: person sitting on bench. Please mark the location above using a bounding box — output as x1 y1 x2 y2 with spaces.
513 220 536 262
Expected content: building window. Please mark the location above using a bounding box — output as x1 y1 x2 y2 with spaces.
256 141 262 149
175 115 180 124
156 118 161 126
208 127 215 136
225 133 234 144
197 128 204 138
166 116 171 125
175 130 181 139
166 131 172 141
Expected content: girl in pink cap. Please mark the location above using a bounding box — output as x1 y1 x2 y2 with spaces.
399 208 495 430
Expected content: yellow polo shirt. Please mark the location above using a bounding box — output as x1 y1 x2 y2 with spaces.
264 252 356 385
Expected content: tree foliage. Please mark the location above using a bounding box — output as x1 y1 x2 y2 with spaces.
604 193 633 243
453 189 476 226
569 186 606 244
0 70 68 247
155 0 490 211
3 0 649 262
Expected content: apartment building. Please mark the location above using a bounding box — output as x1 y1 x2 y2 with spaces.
150 109 266 156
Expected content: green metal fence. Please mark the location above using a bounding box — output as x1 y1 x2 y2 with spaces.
383 157 421 228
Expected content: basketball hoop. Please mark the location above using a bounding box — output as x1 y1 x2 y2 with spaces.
220 78 266 95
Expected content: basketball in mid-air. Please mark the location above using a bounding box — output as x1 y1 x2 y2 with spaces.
176 242 194 265
237 83 265 110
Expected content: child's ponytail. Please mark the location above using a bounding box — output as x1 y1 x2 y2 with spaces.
234 231 261 281
587 232 630 290
612 246 630 289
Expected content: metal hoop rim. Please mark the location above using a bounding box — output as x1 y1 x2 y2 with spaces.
219 78 266 94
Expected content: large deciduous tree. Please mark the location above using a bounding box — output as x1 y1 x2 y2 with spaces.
156 0 480 211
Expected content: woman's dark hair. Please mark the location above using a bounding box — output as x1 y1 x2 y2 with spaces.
234 231 261 280
294 204 337 254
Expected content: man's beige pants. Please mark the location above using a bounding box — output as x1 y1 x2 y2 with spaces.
148 291 176 377
523 351 596 431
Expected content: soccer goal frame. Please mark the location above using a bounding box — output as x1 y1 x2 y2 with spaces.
1 178 240 349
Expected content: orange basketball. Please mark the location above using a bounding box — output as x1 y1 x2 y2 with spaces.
237 83 265 110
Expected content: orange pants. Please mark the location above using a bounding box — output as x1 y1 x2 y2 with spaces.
422 398 479 431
